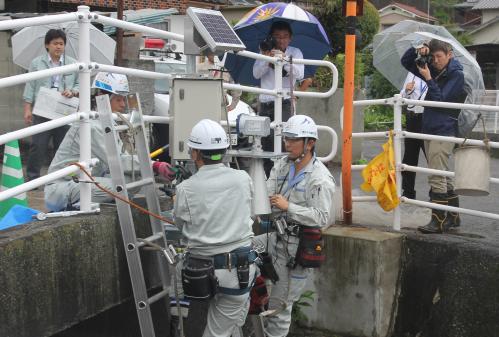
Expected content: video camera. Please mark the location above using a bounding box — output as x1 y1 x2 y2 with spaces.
259 35 277 52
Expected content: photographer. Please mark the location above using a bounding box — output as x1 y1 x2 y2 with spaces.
401 39 467 234
253 21 304 175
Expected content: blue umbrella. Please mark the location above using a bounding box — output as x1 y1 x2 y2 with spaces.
224 2 331 86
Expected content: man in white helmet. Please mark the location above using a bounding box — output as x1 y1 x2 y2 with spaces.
44 72 175 211
174 119 256 337
253 114 336 337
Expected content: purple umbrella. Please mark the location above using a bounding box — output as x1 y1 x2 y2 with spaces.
224 2 331 86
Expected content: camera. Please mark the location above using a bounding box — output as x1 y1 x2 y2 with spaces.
259 36 276 52
415 53 433 67
274 217 286 235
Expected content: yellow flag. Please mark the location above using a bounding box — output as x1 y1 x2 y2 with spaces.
360 131 400 211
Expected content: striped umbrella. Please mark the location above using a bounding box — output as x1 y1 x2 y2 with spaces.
224 2 331 86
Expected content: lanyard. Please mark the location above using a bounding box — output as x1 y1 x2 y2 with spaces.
281 164 306 196
412 74 427 98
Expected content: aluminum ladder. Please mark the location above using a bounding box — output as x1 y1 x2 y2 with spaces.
96 93 173 337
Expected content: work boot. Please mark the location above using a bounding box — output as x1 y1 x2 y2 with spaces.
445 191 461 228
418 193 451 234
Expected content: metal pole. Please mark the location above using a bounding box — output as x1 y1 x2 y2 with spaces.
77 5 92 212
116 0 124 66
494 91 499 133
342 0 358 225
186 55 196 75
392 94 402 231
427 0 430 24
274 59 283 154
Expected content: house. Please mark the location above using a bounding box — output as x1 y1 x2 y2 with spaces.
379 2 438 30
456 0 499 89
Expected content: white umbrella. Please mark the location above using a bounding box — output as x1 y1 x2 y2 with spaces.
372 20 457 89
12 22 116 70
395 31 485 98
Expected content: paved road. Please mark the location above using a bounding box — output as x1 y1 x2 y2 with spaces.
329 138 499 246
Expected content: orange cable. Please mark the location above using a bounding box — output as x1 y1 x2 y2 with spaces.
70 162 174 225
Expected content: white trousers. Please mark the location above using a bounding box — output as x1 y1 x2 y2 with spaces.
203 264 256 337
253 233 309 337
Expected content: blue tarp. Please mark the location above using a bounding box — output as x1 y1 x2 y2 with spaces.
0 204 40 231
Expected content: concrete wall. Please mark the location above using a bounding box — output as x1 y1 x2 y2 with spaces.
482 9 499 24
0 205 169 337
393 232 499 337
302 227 403 337
122 59 155 115
0 31 26 135
296 88 364 163
471 21 499 45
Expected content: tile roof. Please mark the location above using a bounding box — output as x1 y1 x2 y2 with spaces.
381 2 437 21
473 0 499 9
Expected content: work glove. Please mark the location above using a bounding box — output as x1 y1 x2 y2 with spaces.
152 161 175 181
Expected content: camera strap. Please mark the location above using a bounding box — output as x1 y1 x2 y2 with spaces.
434 68 447 81
267 171 290 250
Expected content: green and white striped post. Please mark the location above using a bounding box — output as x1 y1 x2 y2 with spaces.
0 140 27 218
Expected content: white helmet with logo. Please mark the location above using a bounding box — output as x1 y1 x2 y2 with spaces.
187 119 229 150
283 115 318 140
92 72 129 95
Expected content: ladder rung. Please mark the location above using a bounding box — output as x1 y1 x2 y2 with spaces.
126 178 154 190
137 232 164 248
115 125 130 131
147 289 169 305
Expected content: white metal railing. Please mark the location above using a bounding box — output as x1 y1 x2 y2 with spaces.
0 5 338 214
351 94 499 230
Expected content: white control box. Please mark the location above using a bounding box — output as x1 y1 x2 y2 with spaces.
169 78 223 160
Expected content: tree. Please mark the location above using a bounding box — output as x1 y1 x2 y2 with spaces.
311 0 380 55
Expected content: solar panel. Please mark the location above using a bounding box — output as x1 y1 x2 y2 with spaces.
187 7 246 53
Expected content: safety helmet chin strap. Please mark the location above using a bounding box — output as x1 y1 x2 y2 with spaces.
292 137 309 164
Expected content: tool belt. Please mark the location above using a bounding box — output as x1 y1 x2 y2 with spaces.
278 219 325 269
181 254 218 300
295 226 325 268
182 246 257 299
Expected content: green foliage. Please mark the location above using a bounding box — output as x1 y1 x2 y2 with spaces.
353 158 368 165
431 0 459 25
315 53 364 89
311 0 380 55
368 67 398 100
291 290 315 325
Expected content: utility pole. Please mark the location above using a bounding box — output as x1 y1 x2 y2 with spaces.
116 0 124 66
341 0 363 225
427 0 430 23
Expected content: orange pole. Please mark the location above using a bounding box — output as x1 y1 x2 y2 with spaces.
342 0 357 225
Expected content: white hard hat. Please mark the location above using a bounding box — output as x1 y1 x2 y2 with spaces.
187 119 229 150
92 72 129 95
283 115 318 139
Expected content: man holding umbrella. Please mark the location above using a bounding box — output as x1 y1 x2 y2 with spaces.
401 39 466 233
253 21 304 175
23 29 79 181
